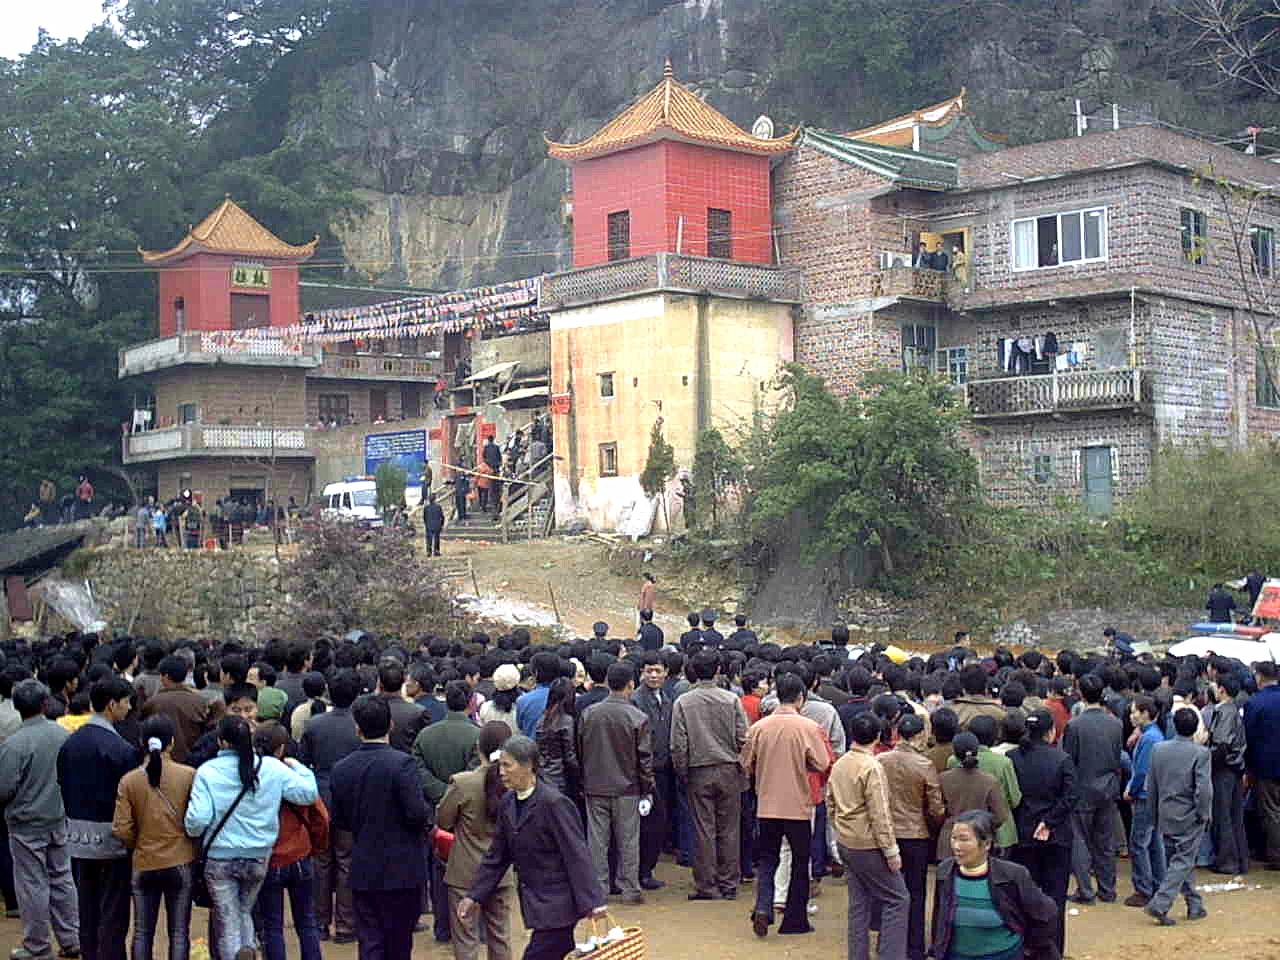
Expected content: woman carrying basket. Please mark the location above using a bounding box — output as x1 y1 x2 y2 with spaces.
458 734 607 960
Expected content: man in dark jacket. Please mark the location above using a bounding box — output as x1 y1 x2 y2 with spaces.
300 669 363 943
329 695 430 960
1205 583 1237 623
56 677 138 960
482 437 502 473
1145 707 1212 924
1206 674 1248 875
423 494 445 556
636 609 664 652
578 662 654 905
1245 661 1280 869
1062 674 1123 903
376 662 428 755
453 472 470 522
631 654 673 891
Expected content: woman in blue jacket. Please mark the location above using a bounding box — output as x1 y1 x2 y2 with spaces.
185 716 317 960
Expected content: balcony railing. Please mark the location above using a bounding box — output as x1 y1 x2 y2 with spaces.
876 266 947 300
540 252 803 310
311 352 441 382
964 367 1150 419
119 332 322 378
123 424 311 464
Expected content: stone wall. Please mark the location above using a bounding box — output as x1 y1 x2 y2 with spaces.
152 366 309 428
84 546 284 643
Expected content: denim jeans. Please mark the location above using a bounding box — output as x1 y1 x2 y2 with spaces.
205 857 268 960
131 864 193 960
1129 797 1166 898
257 858 321 960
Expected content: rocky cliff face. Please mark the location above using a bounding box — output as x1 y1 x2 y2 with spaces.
306 0 1258 290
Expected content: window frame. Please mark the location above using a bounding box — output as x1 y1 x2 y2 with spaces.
598 372 615 399
598 442 619 477
1010 207 1108 272
707 207 732 260
1181 207 1208 265
901 324 937 372
1032 453 1054 485
318 393 350 423
1257 347 1280 408
1251 224 1274 278
607 210 631 262
935 346 969 385
177 402 199 425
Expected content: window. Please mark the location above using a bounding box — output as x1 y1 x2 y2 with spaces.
1252 225 1274 278
599 372 615 398
174 297 186 332
1032 453 1054 485
1257 348 1280 408
935 346 969 385
177 402 198 424
318 394 350 423
901 324 937 372
707 208 732 259
1011 208 1107 270
607 211 631 261
1181 208 1208 264
230 292 269 329
598 442 618 477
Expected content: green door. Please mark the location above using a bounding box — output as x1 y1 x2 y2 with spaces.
1082 446 1113 516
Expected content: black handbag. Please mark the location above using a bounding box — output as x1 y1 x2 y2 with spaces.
191 761 259 908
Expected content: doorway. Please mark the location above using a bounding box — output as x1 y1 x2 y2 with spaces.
370 389 388 422
1082 446 1113 516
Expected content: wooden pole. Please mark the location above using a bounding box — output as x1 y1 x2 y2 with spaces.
548 582 561 624
470 561 481 600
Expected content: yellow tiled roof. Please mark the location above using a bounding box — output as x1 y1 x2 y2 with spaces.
847 91 968 148
140 198 319 264
546 61 799 161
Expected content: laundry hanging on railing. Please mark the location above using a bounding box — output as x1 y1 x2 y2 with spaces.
202 277 546 349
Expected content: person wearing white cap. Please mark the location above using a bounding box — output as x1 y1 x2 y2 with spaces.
479 665 520 732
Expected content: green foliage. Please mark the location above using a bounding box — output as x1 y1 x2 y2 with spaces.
745 365 979 575
0 6 360 529
279 521 450 636
1125 442 1280 578
639 421 676 498
692 428 743 535
375 462 408 514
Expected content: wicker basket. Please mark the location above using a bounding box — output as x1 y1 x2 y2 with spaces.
564 914 645 960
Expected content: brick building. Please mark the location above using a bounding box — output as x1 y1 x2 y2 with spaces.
772 95 1280 513
543 63 802 530
119 200 471 505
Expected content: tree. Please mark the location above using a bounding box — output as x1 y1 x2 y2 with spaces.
745 365 979 575
375 461 408 516
639 418 677 528
1182 0 1280 97
692 428 743 536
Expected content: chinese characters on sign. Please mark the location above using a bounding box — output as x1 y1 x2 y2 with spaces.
232 262 271 289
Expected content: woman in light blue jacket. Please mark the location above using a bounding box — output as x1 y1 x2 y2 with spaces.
185 716 317 960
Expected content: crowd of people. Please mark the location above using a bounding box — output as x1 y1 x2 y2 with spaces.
0 620 1276 960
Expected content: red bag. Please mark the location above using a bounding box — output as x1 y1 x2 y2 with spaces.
431 827 454 862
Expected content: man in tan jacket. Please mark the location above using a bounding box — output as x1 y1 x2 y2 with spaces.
828 712 908 960
739 673 829 938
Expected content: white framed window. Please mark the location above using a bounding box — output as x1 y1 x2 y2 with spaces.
935 346 969 385
1251 225 1274 278
1011 207 1107 271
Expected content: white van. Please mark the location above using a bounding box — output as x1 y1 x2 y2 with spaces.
321 477 382 528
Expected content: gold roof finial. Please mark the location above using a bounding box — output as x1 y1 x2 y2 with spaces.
663 58 673 80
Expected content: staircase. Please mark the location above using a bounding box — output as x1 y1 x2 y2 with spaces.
439 453 555 542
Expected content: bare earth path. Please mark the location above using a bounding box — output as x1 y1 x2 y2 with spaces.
2 858 1275 959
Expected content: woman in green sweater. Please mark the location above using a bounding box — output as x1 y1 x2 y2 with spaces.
930 810 1060 960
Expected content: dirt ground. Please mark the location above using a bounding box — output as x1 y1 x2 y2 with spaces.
2 857 1276 960
442 538 707 641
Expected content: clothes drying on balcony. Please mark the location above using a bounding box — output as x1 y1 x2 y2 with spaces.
998 333 1059 375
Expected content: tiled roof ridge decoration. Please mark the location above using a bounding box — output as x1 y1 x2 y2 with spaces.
847 89 1004 153
546 59 800 161
802 128 960 190
140 196 319 264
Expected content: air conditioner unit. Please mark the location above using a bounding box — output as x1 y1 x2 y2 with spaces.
879 250 912 269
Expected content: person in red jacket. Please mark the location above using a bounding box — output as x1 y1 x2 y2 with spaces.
253 722 330 960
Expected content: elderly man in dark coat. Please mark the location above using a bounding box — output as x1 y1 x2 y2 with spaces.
462 735 606 960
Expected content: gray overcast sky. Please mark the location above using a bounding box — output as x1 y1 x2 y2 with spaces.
1 0 110 60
